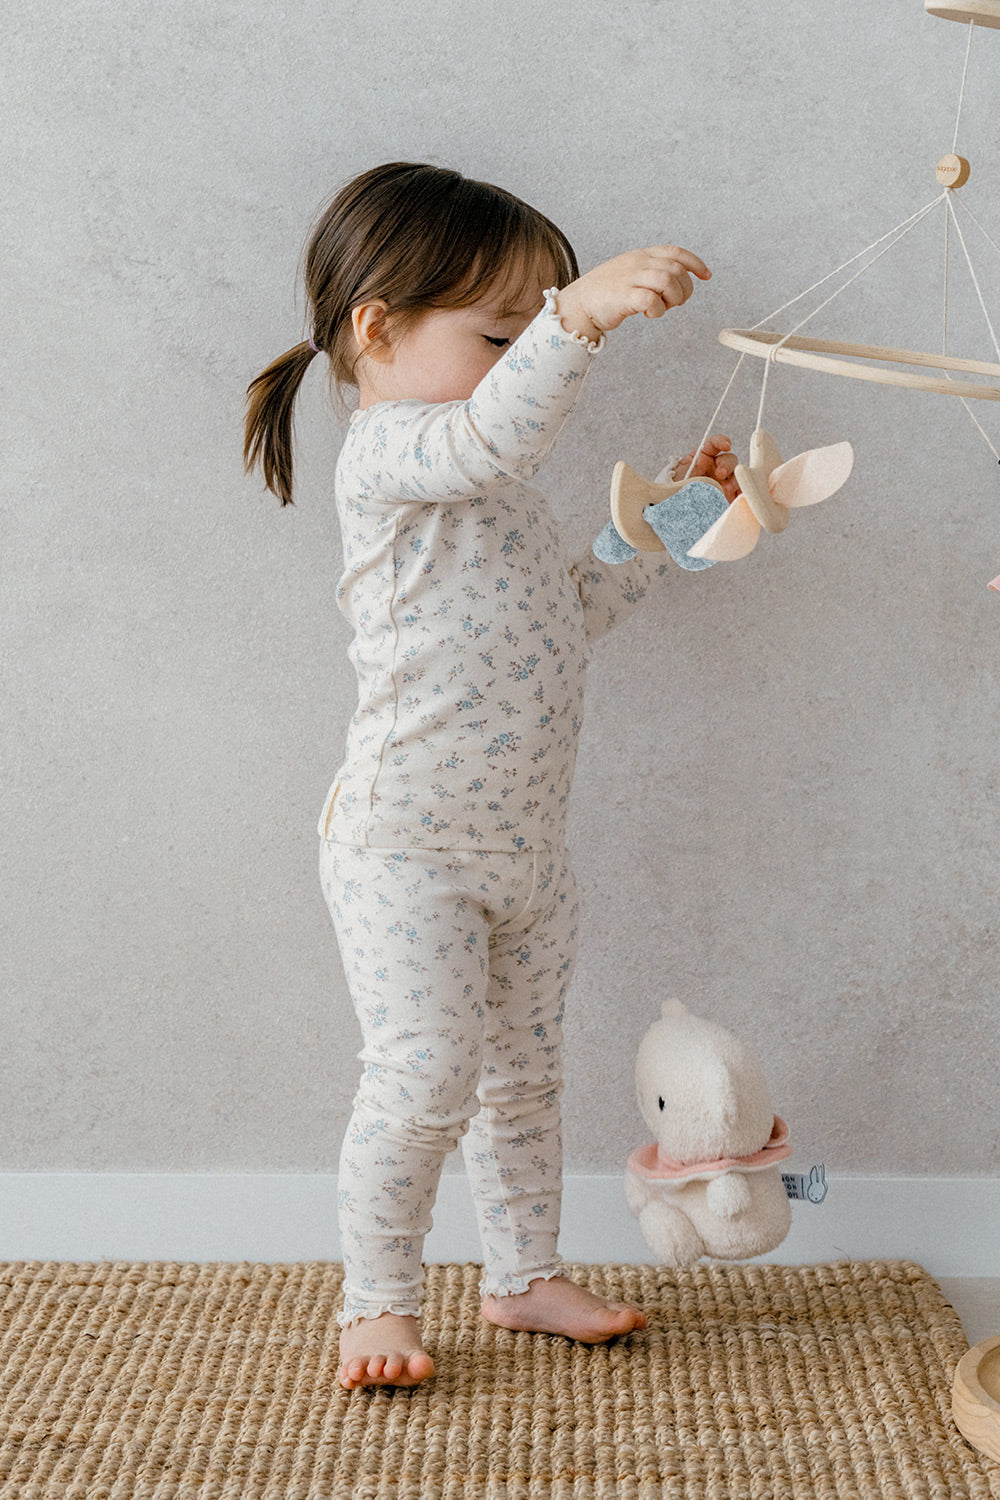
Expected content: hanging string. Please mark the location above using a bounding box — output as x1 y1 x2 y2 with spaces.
943 186 952 356
947 196 1000 364
682 193 950 467
937 368 1000 461
948 196 1000 452
950 194 1000 264
748 193 947 334
942 18 1000 464
681 19 992 478
681 353 747 482
752 193 948 432
940 194 1000 462
766 195 946 351
937 23 999 467
952 17 975 153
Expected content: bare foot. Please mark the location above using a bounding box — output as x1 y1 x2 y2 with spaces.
338 1312 435 1390
480 1274 647 1343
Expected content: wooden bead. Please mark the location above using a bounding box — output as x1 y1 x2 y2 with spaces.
936 153 971 188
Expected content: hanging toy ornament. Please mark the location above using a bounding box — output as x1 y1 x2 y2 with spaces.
688 432 854 562
603 0 1000 586
602 433 854 565
602 464 729 568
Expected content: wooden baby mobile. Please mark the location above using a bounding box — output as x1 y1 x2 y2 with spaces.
607 0 1000 588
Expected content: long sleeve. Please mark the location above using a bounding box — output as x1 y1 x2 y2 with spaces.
570 452 697 645
327 305 687 851
341 291 602 505
568 549 673 647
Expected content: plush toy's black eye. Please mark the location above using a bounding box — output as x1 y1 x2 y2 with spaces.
658 1097 665 1111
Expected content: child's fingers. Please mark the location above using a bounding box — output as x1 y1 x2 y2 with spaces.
571 246 710 332
656 270 695 310
674 438 734 475
673 449 708 478
711 446 739 500
640 278 693 316
648 245 712 281
672 440 740 498
634 288 673 320
636 246 710 315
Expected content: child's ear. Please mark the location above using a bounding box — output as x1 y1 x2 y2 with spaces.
351 302 393 363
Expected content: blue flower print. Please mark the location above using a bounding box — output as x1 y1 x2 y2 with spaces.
324 292 663 857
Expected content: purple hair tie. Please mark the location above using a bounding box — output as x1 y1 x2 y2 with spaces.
308 335 321 354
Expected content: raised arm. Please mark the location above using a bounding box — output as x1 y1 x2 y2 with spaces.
347 292 602 503
349 246 713 503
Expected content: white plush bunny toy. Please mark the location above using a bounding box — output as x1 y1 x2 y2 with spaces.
625 1000 793 1268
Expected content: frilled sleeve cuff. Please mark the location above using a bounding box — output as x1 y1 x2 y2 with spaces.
542 287 606 355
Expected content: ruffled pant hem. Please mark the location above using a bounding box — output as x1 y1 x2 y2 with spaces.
337 1300 422 1330
479 1264 564 1299
338 1265 567 1325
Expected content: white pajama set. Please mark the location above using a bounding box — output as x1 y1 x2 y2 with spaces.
318 291 673 1327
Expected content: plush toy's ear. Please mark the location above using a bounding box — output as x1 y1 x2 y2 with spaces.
661 999 689 1022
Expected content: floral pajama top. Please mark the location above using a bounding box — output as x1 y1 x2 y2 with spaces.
319 289 671 854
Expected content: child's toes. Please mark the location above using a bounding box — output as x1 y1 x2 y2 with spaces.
607 1302 646 1331
624 1305 647 1329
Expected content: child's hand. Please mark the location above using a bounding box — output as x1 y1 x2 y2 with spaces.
672 434 740 501
556 246 712 345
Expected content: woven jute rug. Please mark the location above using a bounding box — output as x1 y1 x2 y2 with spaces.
0 1259 996 1500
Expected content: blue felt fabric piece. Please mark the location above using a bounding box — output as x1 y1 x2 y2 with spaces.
645 480 729 571
592 480 730 571
592 518 638 564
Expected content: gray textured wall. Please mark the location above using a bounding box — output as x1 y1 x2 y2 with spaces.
4 0 998 1181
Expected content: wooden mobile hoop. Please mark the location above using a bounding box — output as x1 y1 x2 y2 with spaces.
611 0 1000 576
716 0 1000 398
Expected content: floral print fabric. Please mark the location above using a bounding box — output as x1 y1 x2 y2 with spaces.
319 290 678 1322
321 841 578 1324
319 291 670 853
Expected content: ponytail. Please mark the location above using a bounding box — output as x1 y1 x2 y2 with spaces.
243 340 318 507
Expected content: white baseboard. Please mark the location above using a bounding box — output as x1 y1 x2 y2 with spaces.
0 1174 996 1278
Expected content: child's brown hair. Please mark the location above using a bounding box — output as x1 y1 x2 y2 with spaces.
244 162 579 506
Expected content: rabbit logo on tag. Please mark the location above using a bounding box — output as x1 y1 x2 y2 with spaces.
782 1166 828 1203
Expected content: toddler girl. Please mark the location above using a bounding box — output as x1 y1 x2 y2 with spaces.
244 162 737 1390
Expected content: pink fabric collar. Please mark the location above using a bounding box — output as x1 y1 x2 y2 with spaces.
627 1115 791 1183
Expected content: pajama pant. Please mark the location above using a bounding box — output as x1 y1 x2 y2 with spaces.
319 840 579 1329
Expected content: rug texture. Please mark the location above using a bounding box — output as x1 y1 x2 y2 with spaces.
0 1258 996 1500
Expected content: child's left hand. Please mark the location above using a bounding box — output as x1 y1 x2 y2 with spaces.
672 434 740 502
